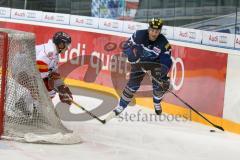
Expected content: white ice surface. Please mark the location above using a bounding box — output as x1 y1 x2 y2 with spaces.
1 93 240 160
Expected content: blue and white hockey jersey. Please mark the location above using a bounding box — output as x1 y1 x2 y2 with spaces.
123 29 172 68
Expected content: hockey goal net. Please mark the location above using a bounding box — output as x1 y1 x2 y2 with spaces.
0 28 81 144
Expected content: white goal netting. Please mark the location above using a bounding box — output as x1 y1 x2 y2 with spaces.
0 28 81 144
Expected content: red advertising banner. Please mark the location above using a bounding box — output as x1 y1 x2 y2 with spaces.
167 45 227 117
0 21 227 117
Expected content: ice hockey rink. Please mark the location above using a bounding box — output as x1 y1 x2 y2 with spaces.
0 86 240 160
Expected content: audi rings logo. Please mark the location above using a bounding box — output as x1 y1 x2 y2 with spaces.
170 57 184 90
104 42 117 51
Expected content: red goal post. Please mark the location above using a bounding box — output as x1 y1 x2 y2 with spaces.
0 32 8 137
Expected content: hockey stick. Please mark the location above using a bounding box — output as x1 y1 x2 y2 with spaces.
54 87 106 124
70 100 106 124
141 67 224 131
166 91 224 131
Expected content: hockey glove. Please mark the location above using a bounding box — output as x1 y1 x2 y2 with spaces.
57 85 73 105
122 41 140 64
161 77 171 92
47 72 61 91
48 72 61 80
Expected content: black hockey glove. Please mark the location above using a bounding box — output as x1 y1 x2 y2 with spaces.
161 77 171 92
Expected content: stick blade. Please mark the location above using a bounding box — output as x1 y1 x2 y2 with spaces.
101 120 106 124
214 125 224 131
104 111 117 123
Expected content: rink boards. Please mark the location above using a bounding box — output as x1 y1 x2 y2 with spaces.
0 18 240 134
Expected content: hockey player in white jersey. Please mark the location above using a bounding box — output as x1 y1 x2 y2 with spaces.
35 32 72 105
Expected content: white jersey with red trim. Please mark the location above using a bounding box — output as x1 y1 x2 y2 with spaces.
35 39 59 79
35 40 59 98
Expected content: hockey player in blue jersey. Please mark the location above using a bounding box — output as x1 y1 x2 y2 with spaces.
105 18 172 122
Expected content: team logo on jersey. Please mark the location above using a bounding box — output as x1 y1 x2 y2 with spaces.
153 47 161 54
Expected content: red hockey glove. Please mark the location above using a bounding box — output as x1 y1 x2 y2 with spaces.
57 85 73 105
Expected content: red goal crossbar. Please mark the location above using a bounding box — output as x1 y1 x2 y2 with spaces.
0 32 8 137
